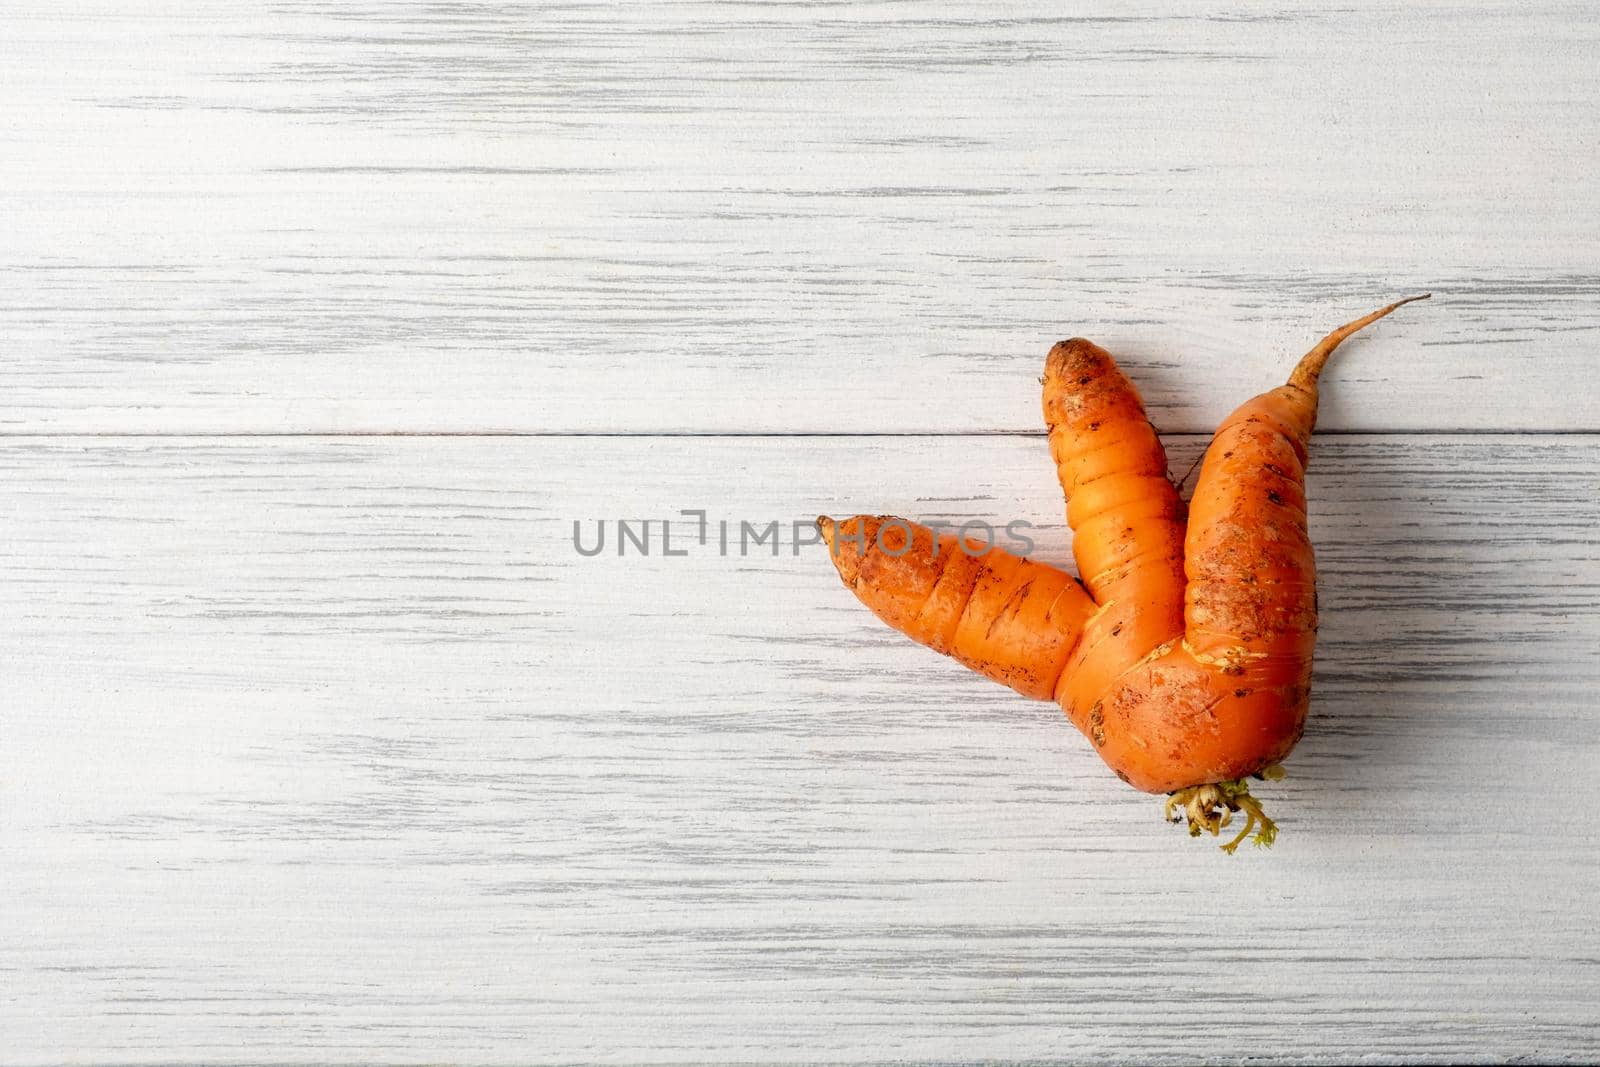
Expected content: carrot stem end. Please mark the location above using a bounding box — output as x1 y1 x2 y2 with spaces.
1165 768 1283 852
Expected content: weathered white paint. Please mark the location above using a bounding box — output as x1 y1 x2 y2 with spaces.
2 1 1597 433
4 436 1598 1063
5 1 1599 1062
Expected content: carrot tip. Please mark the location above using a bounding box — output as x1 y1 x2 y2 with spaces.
816 516 858 583
1288 294 1432 392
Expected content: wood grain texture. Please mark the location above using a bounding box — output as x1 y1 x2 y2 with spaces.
6 2 1599 1063
3 0 1598 433
4 435 1599 1064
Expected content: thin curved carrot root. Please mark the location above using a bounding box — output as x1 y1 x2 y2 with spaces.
1288 294 1431 392
1164 765 1284 852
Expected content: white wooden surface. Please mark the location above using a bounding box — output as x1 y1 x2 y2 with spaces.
4 0 1598 433
3 3 1599 1065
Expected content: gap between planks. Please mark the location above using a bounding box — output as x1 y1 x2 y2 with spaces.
0 429 1596 440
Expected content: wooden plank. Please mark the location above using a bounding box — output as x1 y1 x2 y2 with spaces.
3 434 1597 1063
3 1 1597 433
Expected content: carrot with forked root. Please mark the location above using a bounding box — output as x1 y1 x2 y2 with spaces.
819 296 1429 850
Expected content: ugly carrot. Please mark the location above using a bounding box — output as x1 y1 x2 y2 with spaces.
819 296 1429 850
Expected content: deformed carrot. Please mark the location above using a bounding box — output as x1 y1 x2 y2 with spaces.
819 296 1429 850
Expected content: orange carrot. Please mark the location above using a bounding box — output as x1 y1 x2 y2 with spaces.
817 516 1094 702
820 296 1429 850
